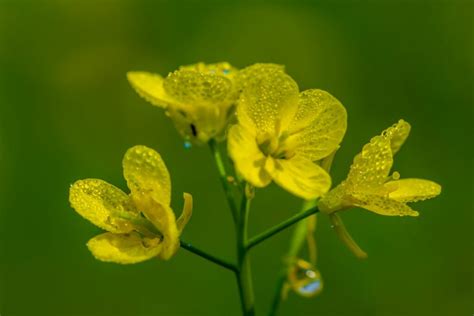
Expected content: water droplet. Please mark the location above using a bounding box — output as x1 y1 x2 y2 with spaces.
223 69 231 75
184 141 192 150
392 171 400 180
288 259 323 297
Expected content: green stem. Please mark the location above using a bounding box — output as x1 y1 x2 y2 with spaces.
180 240 237 272
209 139 239 223
268 273 286 316
246 206 320 251
236 191 255 316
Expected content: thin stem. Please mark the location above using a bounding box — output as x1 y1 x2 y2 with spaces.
247 206 320 251
180 240 237 272
268 273 286 316
236 190 255 316
209 139 239 223
329 213 368 259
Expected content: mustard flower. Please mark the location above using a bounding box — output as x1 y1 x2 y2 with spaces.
319 120 441 216
228 64 347 200
69 145 193 264
127 62 239 144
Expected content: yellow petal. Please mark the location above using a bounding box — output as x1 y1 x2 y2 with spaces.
345 135 393 192
123 145 171 206
227 124 272 187
382 119 411 155
167 103 229 144
236 64 299 136
179 62 238 79
266 156 331 200
176 192 193 234
134 195 180 260
87 232 162 264
127 71 174 108
318 184 347 214
351 193 419 216
283 89 347 161
69 179 137 233
163 69 234 105
236 63 285 91
385 178 441 202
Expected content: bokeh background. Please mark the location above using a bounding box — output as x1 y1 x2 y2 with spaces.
0 1 472 315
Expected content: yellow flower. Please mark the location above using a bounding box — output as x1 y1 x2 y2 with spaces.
127 62 239 144
319 120 441 216
228 64 347 200
69 145 193 264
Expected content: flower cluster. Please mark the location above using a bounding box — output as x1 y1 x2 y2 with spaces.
69 61 441 313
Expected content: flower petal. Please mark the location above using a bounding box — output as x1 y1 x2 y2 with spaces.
87 232 163 264
385 178 441 203
176 192 193 234
236 64 299 136
163 69 234 105
382 119 411 155
123 145 171 206
134 196 180 260
283 89 347 161
351 193 419 216
345 135 393 192
267 156 331 200
179 62 238 79
69 179 137 233
127 71 174 108
227 124 272 187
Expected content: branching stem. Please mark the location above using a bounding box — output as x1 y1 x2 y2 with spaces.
180 240 237 272
246 206 320 251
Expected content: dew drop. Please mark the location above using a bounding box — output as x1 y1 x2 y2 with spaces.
289 259 323 297
184 141 192 150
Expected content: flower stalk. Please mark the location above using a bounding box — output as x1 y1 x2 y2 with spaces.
180 240 237 272
246 206 320 251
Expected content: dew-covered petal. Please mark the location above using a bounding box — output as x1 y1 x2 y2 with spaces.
318 184 348 214
134 196 180 260
179 62 238 79
236 63 285 91
385 178 441 203
123 145 171 206
346 135 393 192
163 69 234 105
283 89 347 161
227 124 272 187
69 179 137 233
236 64 299 136
127 71 174 108
87 232 163 264
266 156 331 200
382 119 411 155
351 193 419 216
176 193 193 234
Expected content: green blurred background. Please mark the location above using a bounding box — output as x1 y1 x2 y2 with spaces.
1 1 472 315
